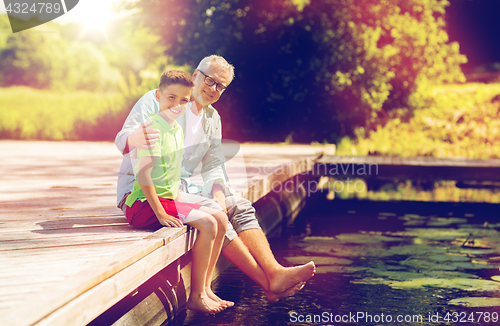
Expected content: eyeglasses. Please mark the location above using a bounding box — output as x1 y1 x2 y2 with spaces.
198 70 227 92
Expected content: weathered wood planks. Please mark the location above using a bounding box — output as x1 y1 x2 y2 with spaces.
0 141 324 326
314 155 500 181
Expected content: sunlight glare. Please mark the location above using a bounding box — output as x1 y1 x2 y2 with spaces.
81 9 114 35
57 0 122 36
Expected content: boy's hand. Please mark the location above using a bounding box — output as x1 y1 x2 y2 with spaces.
128 121 160 150
212 186 227 213
159 213 184 228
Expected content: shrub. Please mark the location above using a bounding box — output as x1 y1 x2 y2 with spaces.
337 83 500 158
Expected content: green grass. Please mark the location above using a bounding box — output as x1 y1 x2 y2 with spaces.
337 83 500 159
0 87 131 140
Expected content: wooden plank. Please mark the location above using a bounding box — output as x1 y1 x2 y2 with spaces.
318 155 500 168
0 229 148 242
1 228 182 326
241 156 317 203
315 155 500 181
111 292 168 326
0 241 135 261
0 242 142 311
0 234 154 251
0 141 324 326
33 229 196 326
0 216 126 229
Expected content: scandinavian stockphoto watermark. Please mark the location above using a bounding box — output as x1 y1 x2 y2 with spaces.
289 310 500 324
3 0 79 32
134 139 378 198
290 311 425 324
247 158 378 197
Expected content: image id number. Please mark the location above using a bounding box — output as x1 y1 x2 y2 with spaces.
6 2 62 14
444 311 499 323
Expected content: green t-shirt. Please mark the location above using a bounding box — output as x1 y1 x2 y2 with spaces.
125 114 184 207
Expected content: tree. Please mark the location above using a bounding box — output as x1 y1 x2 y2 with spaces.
0 15 9 49
301 0 466 134
66 42 123 91
133 0 467 142
0 29 67 89
0 24 124 92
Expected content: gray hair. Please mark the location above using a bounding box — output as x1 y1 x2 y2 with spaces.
197 55 235 84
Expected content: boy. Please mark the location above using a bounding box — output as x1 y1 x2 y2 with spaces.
124 70 231 313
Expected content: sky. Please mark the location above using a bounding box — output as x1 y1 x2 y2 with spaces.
0 0 131 29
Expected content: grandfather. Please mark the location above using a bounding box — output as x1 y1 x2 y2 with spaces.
116 55 315 303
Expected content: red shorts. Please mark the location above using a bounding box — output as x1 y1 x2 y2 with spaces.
126 197 202 229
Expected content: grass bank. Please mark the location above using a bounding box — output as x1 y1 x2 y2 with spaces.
0 87 134 141
337 83 500 159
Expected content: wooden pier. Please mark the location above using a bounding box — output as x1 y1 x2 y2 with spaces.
1 141 499 326
0 141 323 326
314 155 500 182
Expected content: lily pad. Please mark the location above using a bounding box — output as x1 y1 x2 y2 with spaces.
459 248 496 255
404 220 426 226
302 236 338 243
395 278 500 291
284 256 352 266
403 214 428 220
300 244 338 255
427 218 468 226
395 228 469 240
353 277 500 291
490 275 500 282
458 228 500 237
328 245 387 258
370 270 426 280
315 266 367 274
448 297 500 307
351 277 388 286
335 233 404 244
451 260 497 270
385 244 447 256
424 271 478 279
400 259 457 270
427 254 470 262
459 223 487 229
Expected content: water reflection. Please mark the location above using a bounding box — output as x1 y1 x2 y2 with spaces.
321 178 500 203
178 200 500 326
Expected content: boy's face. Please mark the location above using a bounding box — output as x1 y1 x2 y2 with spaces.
155 84 192 123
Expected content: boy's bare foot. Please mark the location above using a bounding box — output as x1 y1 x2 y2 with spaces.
265 281 305 303
186 293 225 314
206 286 234 308
269 261 315 294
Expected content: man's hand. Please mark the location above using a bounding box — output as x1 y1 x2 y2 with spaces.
212 184 227 213
127 121 160 151
158 213 184 228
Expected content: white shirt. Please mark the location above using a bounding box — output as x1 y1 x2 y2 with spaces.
183 104 204 159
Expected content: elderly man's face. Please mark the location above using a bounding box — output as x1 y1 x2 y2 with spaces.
192 63 231 108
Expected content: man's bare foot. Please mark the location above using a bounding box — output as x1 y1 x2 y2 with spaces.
206 286 234 308
265 281 305 303
186 293 224 314
269 261 315 294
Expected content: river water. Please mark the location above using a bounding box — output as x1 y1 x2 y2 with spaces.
178 198 500 326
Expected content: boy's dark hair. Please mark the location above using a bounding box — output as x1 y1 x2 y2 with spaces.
159 69 194 91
